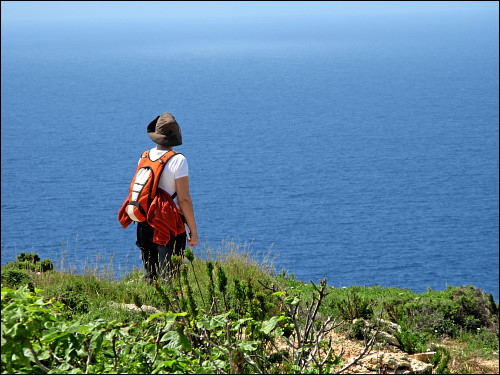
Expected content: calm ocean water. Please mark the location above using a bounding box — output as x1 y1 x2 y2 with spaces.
2 5 499 300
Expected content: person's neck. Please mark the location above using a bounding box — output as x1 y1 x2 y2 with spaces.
156 145 173 151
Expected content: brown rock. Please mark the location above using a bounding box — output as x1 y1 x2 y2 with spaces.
411 352 436 363
359 352 432 374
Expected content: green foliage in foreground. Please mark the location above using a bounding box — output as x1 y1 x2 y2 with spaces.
1 249 499 374
1 283 343 374
2 286 206 374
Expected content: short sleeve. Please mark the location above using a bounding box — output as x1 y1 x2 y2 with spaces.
169 154 189 179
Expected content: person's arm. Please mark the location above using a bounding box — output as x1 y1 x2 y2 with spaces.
175 176 198 247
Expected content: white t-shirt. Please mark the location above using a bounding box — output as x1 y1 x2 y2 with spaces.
143 147 189 208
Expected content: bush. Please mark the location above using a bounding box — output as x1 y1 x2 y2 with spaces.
1 269 34 290
51 277 100 314
429 345 451 374
384 285 497 338
16 252 40 263
38 259 54 272
333 286 374 321
394 322 431 354
450 285 496 331
348 318 368 340
2 253 54 273
40 277 101 315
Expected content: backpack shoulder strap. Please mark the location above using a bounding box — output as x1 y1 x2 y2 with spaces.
157 151 181 199
146 150 180 199
136 150 150 168
158 150 179 165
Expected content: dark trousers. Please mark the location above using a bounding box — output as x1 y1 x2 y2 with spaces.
136 222 187 282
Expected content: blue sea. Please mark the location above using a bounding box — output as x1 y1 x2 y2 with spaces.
2 3 499 301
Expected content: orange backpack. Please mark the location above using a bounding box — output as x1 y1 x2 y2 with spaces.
123 150 178 222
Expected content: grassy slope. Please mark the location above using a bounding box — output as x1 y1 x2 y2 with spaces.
2 245 499 374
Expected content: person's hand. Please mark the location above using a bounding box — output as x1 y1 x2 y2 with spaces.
188 233 198 248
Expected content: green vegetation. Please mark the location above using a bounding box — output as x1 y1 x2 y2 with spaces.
1 245 498 374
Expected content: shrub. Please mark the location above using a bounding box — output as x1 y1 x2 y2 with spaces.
334 286 374 321
40 276 102 315
16 252 40 263
349 318 368 340
429 345 451 374
2 253 54 273
450 285 496 331
384 285 497 338
38 259 54 272
1 269 34 290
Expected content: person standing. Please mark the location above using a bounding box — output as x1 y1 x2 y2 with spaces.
119 112 198 282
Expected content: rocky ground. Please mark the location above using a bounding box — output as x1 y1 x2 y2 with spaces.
327 330 499 374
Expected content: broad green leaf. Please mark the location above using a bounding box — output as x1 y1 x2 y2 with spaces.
162 328 192 351
261 315 287 334
237 340 261 351
41 330 69 343
147 311 187 323
90 331 104 352
232 317 253 331
196 312 230 330
283 296 300 305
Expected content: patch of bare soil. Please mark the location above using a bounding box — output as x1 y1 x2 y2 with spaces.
435 337 499 374
327 331 409 374
327 331 499 374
